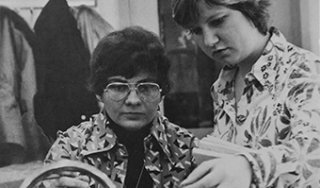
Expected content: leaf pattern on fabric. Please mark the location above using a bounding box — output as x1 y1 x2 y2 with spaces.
44 113 195 188
211 27 320 188
246 106 272 148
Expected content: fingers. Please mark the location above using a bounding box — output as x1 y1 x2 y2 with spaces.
42 175 90 188
45 171 90 183
180 160 219 187
179 156 252 188
57 176 90 188
180 170 222 188
78 175 90 183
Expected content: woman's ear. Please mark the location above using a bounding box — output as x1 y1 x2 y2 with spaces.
96 95 102 102
96 95 104 113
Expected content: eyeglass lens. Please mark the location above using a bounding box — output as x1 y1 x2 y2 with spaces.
106 83 161 102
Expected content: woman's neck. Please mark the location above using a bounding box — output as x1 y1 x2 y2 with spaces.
238 31 270 78
234 31 270 102
108 118 152 147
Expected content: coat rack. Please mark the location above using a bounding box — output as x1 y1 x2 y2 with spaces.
0 0 96 9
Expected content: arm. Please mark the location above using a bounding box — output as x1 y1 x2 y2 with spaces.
45 127 84 163
41 125 91 187
242 75 320 188
181 57 320 188
180 155 252 188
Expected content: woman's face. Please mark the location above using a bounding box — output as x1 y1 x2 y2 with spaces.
98 72 162 131
191 1 263 66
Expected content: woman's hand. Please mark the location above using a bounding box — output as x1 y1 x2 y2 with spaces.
42 172 90 188
179 155 252 188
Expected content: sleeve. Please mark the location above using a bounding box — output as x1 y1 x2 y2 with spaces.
44 126 85 164
190 136 198 171
241 61 320 188
175 124 198 173
0 17 26 154
165 120 197 176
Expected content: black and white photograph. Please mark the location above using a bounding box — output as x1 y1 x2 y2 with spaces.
0 0 320 187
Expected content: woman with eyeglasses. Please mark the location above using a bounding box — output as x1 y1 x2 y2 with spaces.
172 0 320 188
41 26 196 188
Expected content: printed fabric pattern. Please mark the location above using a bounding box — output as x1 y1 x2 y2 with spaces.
211 27 320 188
45 112 195 188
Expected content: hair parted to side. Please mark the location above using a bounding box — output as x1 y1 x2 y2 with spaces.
88 26 171 96
172 0 271 34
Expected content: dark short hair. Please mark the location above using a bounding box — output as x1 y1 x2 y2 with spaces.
172 0 271 35
88 26 171 96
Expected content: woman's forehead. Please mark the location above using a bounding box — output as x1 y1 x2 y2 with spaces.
203 0 250 4
107 73 157 83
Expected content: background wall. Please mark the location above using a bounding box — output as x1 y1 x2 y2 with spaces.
95 0 159 34
299 0 320 55
0 0 317 52
269 0 302 47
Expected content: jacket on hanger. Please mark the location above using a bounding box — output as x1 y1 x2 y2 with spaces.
0 6 50 166
33 0 99 140
70 5 114 55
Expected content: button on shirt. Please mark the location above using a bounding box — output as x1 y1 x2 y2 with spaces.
211 27 320 188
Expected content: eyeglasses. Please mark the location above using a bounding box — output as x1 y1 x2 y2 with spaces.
104 82 162 102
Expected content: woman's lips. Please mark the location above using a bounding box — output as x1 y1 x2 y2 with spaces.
122 112 144 119
122 112 144 115
212 48 228 56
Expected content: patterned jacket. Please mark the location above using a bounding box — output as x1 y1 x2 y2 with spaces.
211 27 320 188
45 112 195 188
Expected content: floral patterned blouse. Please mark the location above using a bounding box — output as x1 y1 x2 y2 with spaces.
44 112 195 188
211 27 320 188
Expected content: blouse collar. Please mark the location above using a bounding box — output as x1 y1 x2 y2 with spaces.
80 111 172 160
211 27 289 104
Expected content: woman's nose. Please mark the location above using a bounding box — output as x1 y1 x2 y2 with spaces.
203 26 219 48
125 89 142 105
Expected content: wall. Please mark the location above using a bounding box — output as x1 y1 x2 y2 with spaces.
0 0 160 34
300 0 320 55
269 0 302 47
95 0 159 34
96 0 306 50
0 0 305 49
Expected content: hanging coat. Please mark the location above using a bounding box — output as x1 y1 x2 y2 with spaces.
33 0 99 140
70 5 114 55
0 6 50 166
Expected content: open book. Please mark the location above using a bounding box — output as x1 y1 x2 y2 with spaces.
193 135 255 164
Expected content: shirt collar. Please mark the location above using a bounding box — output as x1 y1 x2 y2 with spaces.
148 113 172 161
250 27 288 88
81 112 172 160
211 65 238 106
211 27 289 104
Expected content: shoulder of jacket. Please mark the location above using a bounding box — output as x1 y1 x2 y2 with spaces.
56 119 95 140
162 117 195 139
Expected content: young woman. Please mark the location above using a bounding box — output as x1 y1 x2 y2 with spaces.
42 26 195 188
172 0 320 187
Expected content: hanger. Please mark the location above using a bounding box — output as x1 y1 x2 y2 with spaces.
0 0 97 10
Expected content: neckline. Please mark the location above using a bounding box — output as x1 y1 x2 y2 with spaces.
107 117 152 147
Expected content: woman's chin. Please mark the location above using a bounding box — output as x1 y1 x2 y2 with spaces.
118 120 147 131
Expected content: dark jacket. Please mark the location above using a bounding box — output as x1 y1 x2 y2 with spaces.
34 0 99 140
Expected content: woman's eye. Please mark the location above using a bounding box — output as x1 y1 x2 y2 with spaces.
189 16 226 35
209 16 225 27
109 84 127 92
189 27 202 35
